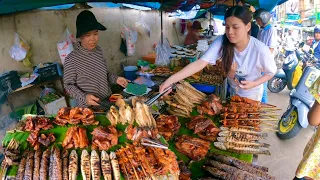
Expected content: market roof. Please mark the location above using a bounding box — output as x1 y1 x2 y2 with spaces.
0 0 163 15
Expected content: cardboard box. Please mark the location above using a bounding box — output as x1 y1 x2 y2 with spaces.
38 96 67 115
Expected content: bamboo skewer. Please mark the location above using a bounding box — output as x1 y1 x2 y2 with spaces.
261 122 278 127
230 102 276 108
262 128 279 132
222 118 279 121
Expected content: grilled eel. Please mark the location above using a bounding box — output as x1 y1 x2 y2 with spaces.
206 160 261 180
16 152 28 180
40 149 50 180
62 150 69 180
33 149 42 180
23 151 34 180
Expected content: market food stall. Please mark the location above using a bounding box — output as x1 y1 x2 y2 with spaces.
1 79 280 179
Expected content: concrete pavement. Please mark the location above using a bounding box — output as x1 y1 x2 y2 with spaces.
258 89 314 180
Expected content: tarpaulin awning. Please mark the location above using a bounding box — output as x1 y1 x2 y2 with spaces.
0 0 163 15
0 0 288 16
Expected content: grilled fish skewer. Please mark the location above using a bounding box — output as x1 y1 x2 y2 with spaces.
214 142 271 155
217 137 270 148
101 151 112 180
218 131 267 140
81 150 91 180
91 150 101 180
110 152 120 180
68 150 78 180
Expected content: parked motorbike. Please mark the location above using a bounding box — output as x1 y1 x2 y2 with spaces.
268 43 305 93
277 50 320 139
274 45 285 69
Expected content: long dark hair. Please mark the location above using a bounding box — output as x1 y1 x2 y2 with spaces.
221 6 252 73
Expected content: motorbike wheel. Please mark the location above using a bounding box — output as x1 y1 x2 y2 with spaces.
277 108 302 139
267 77 287 93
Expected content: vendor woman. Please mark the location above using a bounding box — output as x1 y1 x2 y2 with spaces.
64 10 129 107
160 6 277 101
184 21 203 45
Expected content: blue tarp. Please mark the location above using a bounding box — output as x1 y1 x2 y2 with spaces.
0 0 287 15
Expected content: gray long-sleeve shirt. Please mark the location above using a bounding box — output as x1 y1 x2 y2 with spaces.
63 42 118 107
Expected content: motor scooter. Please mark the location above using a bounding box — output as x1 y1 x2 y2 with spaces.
268 43 305 93
277 50 320 139
274 45 285 69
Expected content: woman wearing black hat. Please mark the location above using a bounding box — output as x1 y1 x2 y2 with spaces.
63 10 129 107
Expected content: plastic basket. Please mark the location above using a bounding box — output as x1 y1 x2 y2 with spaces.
191 83 216 93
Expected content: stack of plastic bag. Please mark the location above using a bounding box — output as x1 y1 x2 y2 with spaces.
134 18 151 38
9 33 32 67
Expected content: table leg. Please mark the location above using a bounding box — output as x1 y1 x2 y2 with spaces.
7 96 14 113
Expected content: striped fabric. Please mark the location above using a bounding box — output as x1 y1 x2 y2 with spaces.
63 42 118 107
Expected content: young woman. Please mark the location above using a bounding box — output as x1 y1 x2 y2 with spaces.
160 6 277 101
64 10 128 108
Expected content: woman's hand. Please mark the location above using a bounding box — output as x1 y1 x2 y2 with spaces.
116 77 129 88
86 94 100 106
159 80 173 95
239 80 258 90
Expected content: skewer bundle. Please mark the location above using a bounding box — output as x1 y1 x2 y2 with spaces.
116 143 180 180
214 95 282 155
221 95 281 132
214 127 271 155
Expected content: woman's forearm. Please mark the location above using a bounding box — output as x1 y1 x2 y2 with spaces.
165 59 209 85
255 74 274 86
308 101 320 126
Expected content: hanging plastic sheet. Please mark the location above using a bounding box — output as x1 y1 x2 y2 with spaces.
155 35 171 66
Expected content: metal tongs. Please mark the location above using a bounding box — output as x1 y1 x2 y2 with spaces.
145 84 176 106
141 138 168 149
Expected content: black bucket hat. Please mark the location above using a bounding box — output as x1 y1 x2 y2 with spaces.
76 10 106 38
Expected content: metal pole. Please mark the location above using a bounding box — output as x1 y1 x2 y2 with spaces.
161 9 163 45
